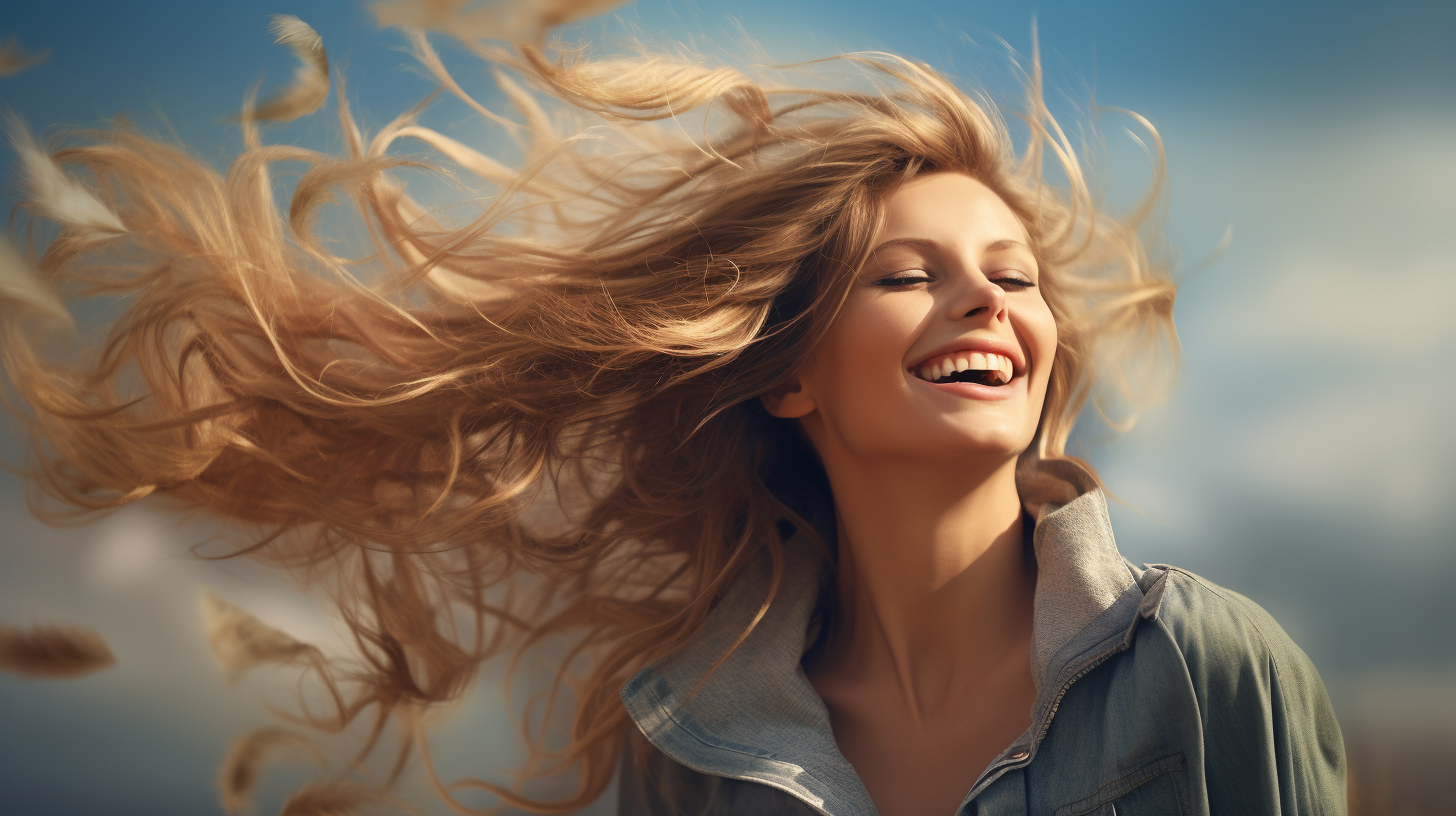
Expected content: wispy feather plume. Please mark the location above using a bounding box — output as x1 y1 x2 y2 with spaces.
0 623 115 678
200 589 319 683
253 15 330 123
6 114 126 237
0 35 49 76
278 782 378 816
219 728 323 816
372 0 627 44
0 235 73 329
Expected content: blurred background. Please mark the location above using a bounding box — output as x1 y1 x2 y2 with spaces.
1 1 1453 814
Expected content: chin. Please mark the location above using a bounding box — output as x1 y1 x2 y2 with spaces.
956 439 1030 463
914 431 1033 465
932 417 1035 455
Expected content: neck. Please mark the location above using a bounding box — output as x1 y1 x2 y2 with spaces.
811 453 1037 720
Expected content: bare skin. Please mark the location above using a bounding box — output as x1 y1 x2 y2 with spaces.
764 172 1057 816
809 475 1038 816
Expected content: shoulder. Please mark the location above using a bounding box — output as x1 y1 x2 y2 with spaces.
1147 564 1308 670
1142 563 1333 713
1142 565 1334 704
1135 564 1348 813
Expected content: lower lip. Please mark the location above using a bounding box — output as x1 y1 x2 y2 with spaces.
908 372 1019 401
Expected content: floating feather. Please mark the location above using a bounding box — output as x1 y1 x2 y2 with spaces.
253 15 330 123
278 781 375 816
0 235 73 329
200 589 318 683
0 35 49 77
0 623 115 678
372 0 627 44
218 728 322 816
6 114 126 237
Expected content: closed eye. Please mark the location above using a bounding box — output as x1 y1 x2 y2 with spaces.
872 274 933 287
995 277 1036 290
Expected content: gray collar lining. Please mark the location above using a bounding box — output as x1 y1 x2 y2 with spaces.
620 459 1139 816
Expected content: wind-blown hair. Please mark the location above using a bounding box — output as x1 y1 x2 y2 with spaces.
1 25 1175 813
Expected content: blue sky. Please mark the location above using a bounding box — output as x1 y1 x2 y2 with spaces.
2 1 1455 813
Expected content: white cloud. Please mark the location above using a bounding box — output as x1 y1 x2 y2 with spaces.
1219 248 1456 360
1110 112 1456 527
1229 384 1452 518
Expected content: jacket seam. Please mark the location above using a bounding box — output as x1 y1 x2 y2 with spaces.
1161 568 1282 670
641 678 779 763
1053 752 1189 816
639 677 844 815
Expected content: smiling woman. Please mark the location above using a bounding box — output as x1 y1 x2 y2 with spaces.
761 173 1059 812
0 5 1346 815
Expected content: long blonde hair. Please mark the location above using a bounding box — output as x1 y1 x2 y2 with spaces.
1 20 1175 813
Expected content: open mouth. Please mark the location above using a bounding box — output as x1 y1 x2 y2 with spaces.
911 352 1015 387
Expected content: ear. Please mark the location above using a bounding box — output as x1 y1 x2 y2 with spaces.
759 373 816 419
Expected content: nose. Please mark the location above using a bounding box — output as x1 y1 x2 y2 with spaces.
950 266 1008 323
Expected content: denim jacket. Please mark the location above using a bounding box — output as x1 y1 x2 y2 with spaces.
617 461 1348 815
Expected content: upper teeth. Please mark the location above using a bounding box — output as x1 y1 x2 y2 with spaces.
915 352 1014 384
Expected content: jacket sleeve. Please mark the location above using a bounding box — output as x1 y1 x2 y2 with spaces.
1155 568 1347 815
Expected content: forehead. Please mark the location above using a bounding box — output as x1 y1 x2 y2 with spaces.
878 172 1028 246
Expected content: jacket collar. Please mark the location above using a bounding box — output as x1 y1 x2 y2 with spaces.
620 459 1146 816
1019 458 1141 694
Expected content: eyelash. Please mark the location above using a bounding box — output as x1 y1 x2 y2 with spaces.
872 273 1036 289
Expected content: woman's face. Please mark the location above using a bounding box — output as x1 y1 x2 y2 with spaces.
765 172 1058 467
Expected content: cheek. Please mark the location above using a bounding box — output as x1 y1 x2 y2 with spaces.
1024 303 1059 402
1021 297 1058 364
799 297 924 429
816 297 921 378
1009 296 1057 385
1036 309 1059 366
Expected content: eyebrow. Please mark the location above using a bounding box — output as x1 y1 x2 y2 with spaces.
868 237 940 255
867 237 1035 256
984 238 1034 253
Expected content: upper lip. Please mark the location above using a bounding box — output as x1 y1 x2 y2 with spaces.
908 337 1028 378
